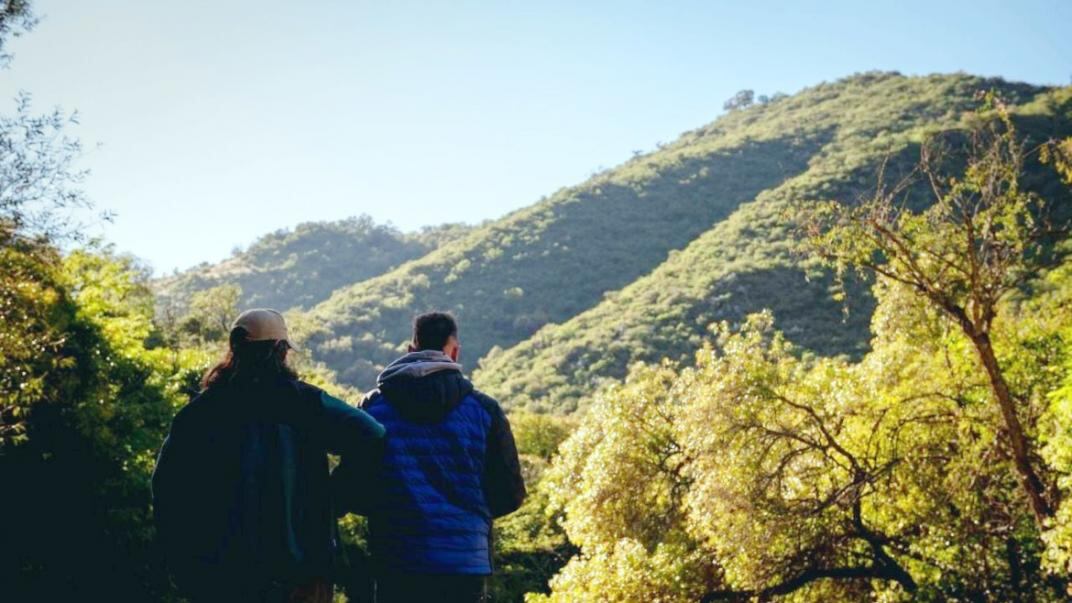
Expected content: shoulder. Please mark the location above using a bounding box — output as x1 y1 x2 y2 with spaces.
297 380 361 415
360 388 386 410
470 389 508 422
292 379 326 401
170 387 223 432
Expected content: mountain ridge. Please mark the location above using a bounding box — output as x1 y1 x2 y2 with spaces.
151 72 1068 416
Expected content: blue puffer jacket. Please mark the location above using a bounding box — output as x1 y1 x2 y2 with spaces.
337 351 526 575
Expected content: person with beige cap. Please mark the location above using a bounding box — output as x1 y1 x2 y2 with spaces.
152 308 385 603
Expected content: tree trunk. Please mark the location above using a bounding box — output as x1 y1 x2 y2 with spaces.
970 331 1053 525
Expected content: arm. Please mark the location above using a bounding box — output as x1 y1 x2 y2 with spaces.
151 409 203 586
325 390 386 516
476 393 527 518
318 390 385 457
151 432 181 543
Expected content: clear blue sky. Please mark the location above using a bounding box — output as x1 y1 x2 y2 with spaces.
2 0 1069 274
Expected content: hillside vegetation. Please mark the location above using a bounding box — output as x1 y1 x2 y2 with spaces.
476 76 1072 413
529 106 1072 600
299 119 825 387
155 215 471 313
300 72 1051 396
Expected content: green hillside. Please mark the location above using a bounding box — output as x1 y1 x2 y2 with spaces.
475 78 1072 413
154 215 471 312
301 72 1051 393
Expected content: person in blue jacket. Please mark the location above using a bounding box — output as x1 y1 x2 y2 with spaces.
152 309 385 603
334 311 526 603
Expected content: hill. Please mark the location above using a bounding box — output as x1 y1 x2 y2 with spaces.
474 79 1072 412
154 215 471 312
298 72 1053 394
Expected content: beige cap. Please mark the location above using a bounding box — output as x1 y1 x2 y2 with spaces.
232 308 292 346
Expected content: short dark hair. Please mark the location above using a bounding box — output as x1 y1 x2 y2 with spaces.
413 311 458 351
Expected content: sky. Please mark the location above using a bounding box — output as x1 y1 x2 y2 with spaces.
1 0 1070 274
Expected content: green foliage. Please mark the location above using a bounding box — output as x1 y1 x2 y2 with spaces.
155 215 444 313
492 484 576 602
477 76 1070 414
0 70 202 598
0 93 90 242
1032 253 1072 574
1 241 206 600
510 411 576 462
0 228 69 447
538 273 1072 600
304 75 931 389
1041 136 1072 185
803 102 1071 527
723 89 755 111
0 0 35 67
530 105 1072 600
161 283 241 346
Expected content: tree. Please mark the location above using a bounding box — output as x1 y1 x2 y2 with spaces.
0 3 88 242
528 362 721 602
177 283 241 345
723 89 755 112
0 0 35 67
689 315 918 600
0 0 95 445
803 101 1062 527
536 297 1070 600
1041 135 1072 185
0 223 66 447
1 246 205 600
0 94 92 242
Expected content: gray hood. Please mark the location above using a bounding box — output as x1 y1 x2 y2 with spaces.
375 351 472 424
376 350 463 386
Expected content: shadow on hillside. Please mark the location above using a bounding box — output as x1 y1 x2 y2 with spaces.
316 129 840 389
689 264 876 359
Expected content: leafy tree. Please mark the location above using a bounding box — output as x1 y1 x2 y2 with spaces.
802 100 1064 526
723 89 755 111
529 362 719 602
178 282 241 343
509 411 575 462
536 284 1071 600
532 95 1072 601
0 19 204 592
689 314 922 599
0 225 66 447
0 94 92 242
1041 135 1072 185
1 245 205 600
0 0 35 66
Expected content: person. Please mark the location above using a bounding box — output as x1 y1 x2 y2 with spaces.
334 311 526 603
152 309 385 603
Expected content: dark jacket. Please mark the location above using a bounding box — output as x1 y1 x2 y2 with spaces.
152 378 384 597
334 351 526 575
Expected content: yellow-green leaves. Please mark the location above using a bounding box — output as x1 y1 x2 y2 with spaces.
540 278 1071 600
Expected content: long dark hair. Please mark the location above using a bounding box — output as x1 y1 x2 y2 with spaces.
201 326 298 390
